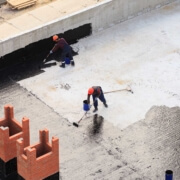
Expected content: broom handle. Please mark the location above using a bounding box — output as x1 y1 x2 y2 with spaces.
104 89 127 94
78 111 88 123
78 105 92 123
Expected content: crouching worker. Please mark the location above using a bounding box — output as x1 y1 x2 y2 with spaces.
50 35 75 68
87 86 108 113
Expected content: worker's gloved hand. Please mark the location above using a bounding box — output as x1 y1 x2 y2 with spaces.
94 97 98 101
49 50 53 54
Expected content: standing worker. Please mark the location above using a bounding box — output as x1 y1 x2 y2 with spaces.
49 35 75 68
87 86 108 112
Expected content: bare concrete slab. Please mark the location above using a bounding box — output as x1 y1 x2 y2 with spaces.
28 5 61 23
48 0 98 14
7 14 41 31
0 22 21 39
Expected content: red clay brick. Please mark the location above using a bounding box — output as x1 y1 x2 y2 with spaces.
0 104 30 162
17 129 59 180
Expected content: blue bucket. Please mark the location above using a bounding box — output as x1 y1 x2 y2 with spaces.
65 57 70 64
165 170 173 180
83 100 90 111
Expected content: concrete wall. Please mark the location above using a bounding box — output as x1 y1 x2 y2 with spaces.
0 0 177 56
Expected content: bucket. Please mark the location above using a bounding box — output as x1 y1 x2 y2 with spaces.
65 57 70 64
83 100 90 111
165 170 173 180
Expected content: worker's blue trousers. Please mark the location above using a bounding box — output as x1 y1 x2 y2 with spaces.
61 45 73 63
92 87 106 108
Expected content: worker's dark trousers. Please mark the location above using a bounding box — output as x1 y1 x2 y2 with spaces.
92 88 106 108
61 45 73 63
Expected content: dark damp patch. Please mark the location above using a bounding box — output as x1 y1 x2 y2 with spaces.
88 114 104 139
0 23 92 83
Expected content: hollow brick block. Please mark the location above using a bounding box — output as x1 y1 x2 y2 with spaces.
17 129 59 180
0 104 30 162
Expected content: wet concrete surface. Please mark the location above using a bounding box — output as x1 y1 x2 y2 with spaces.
0 79 180 179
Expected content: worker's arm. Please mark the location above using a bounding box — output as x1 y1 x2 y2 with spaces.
87 94 90 104
50 43 60 54
49 46 55 54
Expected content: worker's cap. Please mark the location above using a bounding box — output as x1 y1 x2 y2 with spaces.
52 35 59 41
88 88 94 95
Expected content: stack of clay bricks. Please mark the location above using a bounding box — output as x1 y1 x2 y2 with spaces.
0 104 59 180
7 0 37 10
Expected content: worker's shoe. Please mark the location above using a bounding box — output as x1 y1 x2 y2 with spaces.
60 63 65 68
93 107 98 113
103 102 108 108
71 60 75 66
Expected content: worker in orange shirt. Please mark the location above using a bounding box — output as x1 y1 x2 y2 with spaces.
49 35 75 68
87 86 108 112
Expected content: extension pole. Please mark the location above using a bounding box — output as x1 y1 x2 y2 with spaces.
104 88 133 94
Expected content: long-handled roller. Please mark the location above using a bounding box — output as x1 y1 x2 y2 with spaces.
43 53 51 63
73 111 88 127
104 85 133 94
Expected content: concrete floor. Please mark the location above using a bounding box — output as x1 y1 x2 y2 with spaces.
0 1 180 179
18 1 180 129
